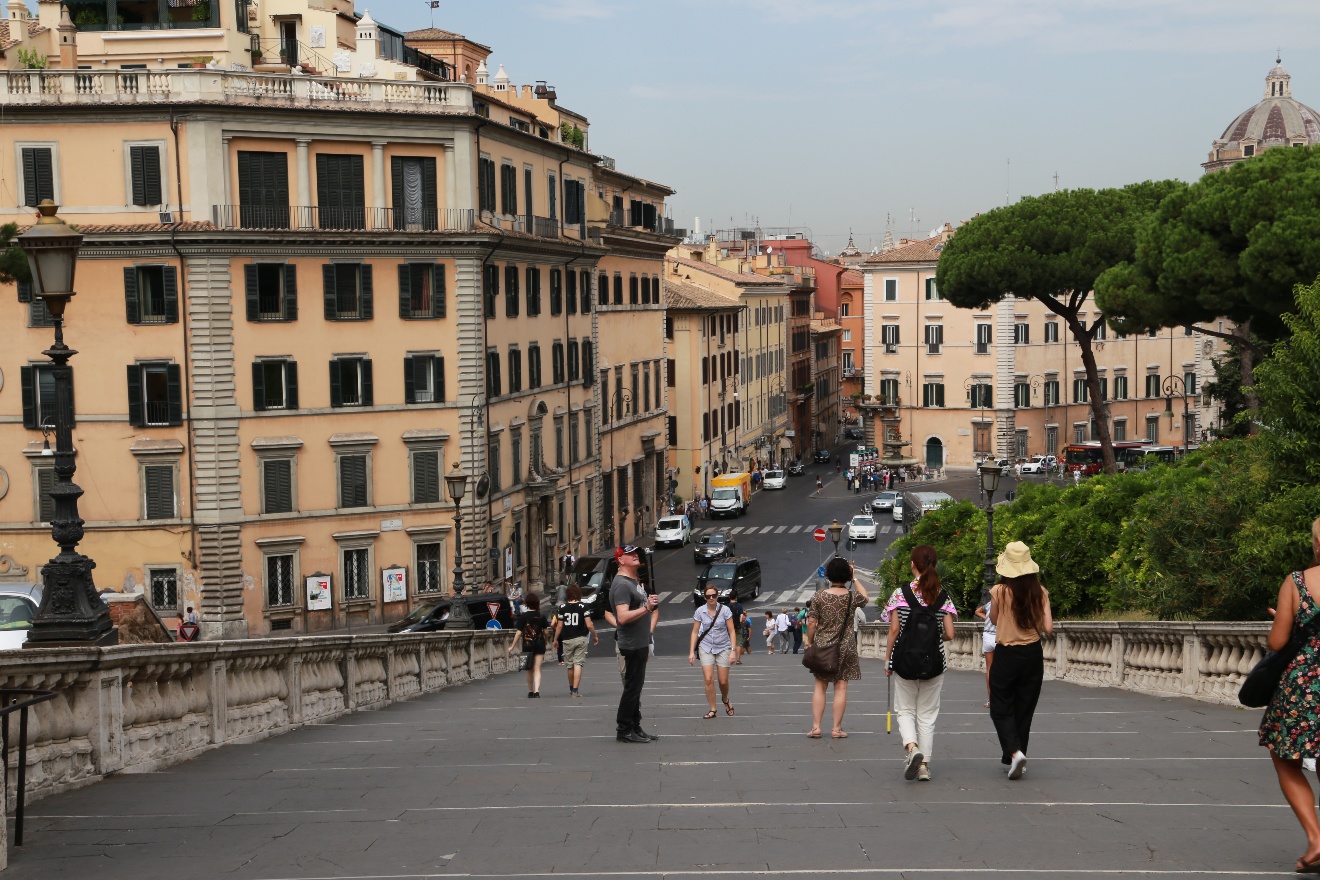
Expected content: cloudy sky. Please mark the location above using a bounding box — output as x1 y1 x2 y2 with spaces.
369 1 1320 255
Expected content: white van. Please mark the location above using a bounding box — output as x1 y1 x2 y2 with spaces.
654 515 692 548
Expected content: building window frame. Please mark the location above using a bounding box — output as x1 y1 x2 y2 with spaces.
124 140 166 207
145 565 181 614
330 434 377 509
15 141 59 207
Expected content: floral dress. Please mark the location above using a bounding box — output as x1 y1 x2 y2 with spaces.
1260 572 1320 758
808 590 866 682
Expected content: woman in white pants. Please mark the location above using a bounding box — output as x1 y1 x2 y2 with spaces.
882 544 957 781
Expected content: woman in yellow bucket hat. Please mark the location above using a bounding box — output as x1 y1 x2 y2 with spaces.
988 541 1053 780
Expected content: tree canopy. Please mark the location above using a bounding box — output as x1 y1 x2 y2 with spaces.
0 223 30 287
936 182 1180 472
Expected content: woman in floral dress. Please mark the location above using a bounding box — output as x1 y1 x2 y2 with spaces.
1260 517 1320 873
806 556 870 739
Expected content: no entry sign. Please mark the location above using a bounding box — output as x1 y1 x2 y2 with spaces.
813 528 827 543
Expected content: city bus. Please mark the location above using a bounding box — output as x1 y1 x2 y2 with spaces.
1062 441 1150 475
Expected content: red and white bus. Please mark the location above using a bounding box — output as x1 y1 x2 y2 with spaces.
1061 441 1150 475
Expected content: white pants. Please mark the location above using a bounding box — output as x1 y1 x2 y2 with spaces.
893 674 945 760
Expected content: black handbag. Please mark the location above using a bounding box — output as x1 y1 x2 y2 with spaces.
1240 610 1320 708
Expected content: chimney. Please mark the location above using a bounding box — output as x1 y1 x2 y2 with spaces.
57 3 76 69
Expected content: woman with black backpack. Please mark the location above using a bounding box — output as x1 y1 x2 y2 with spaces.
989 542 1054 780
883 545 957 782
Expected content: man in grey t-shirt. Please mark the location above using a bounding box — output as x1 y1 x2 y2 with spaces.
611 545 659 743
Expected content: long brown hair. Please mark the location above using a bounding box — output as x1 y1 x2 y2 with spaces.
1003 573 1045 631
910 545 942 606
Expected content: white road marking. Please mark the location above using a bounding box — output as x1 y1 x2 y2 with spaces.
774 525 787 533
759 526 775 534
668 590 690 603
788 525 802 533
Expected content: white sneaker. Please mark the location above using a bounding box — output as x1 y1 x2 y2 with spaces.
904 748 924 780
1008 751 1027 780
1305 757 1317 773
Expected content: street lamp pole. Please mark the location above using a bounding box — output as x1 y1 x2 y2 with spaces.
19 201 115 646
605 389 632 547
979 463 1003 604
543 524 559 603
1162 376 1192 450
827 518 843 557
445 463 469 596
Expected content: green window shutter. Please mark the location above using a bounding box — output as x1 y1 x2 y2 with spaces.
413 450 439 504
322 264 337 319
285 361 298 409
421 157 437 228
403 355 416 404
17 280 31 304
22 147 53 207
126 365 144 426
20 366 35 429
398 263 413 319
359 265 373 319
37 467 56 523
360 358 373 406
252 362 267 412
244 264 259 321
166 363 182 425
328 359 342 407
144 465 175 520
340 455 368 507
390 157 405 230
162 266 179 323
283 264 298 320
264 459 292 514
434 264 446 318
434 356 445 403
124 267 140 324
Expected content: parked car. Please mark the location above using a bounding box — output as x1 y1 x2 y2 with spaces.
786 460 805 476
0 586 40 651
844 426 864 441
387 593 515 633
848 514 877 542
762 469 786 490
693 557 762 606
694 530 736 564
892 497 905 523
655 514 692 547
870 490 899 512
813 449 832 463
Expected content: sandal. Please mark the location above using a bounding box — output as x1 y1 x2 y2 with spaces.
807 728 822 738
1298 853 1320 874
703 709 718 719
724 700 735 716
832 730 848 739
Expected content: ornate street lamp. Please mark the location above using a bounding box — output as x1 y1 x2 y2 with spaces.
542 524 558 602
1162 375 1192 450
19 201 116 646
445 463 469 595
979 463 1003 603
827 518 843 557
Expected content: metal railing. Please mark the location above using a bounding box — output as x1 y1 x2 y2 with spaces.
1 688 57 849
212 205 476 232
483 214 560 238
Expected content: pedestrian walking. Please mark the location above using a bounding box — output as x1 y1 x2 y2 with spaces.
700 497 709 520
611 545 660 744
507 592 549 698
1259 517 1320 873
988 541 1054 780
764 611 776 654
689 587 737 718
806 557 870 739
553 584 598 698
883 545 958 782
775 608 791 654
791 607 805 654
1072 467 1081 486
728 598 747 664
975 598 996 707
815 475 823 492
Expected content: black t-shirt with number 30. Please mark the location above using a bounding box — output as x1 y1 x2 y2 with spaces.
557 601 589 640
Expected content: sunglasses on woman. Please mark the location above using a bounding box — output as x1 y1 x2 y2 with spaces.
704 593 718 600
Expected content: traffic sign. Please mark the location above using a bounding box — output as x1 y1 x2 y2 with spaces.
816 565 827 578
813 528 827 542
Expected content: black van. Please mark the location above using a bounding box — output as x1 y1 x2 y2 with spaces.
693 557 761 606
569 549 656 619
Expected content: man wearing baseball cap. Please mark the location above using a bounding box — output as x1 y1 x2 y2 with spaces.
611 545 659 743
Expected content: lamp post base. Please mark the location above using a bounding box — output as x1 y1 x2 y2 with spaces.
25 553 118 647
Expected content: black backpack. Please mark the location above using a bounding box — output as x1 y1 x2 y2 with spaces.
889 585 947 680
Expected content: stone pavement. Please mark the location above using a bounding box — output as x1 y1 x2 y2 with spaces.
3 654 1303 879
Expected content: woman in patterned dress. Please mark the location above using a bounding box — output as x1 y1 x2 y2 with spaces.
1260 517 1320 873
806 556 870 739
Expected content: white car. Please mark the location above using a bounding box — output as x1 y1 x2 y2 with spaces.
654 515 691 547
762 469 786 490
0 587 40 651
892 499 904 523
848 514 877 542
1020 455 1057 474
871 490 899 512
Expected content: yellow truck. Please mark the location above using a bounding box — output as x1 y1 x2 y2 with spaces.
709 472 752 518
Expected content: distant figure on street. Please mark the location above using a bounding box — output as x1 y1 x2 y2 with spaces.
989 542 1054 781
775 609 792 654
612 545 660 744
764 611 777 654
806 557 869 739
507 592 548 698
816 476 823 492
791 607 805 654
1073 467 1081 486
689 585 736 719
1259 517 1320 873
728 599 748 664
553 584 598 698
975 598 996 708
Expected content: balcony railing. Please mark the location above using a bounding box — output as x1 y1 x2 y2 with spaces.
483 214 560 238
0 70 472 113
212 205 476 232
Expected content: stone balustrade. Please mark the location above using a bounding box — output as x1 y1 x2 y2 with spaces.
859 620 1270 705
0 630 515 810
0 69 473 114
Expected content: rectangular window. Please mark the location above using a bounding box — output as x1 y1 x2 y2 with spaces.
245 263 297 322
412 449 441 504
598 271 609 307
488 438 501 492
879 378 899 405
127 362 183 426
124 265 179 325
483 264 498 318
148 568 178 610
342 547 370 600
642 363 651 411
970 383 993 408
1014 382 1030 408
568 340 580 382
20 364 73 431
511 432 522 486
924 324 943 354
315 153 366 230
526 266 542 316
528 344 542 389
322 263 373 320
924 277 939 300
486 349 502 398
1098 377 1109 401
1014 322 1030 345
129 145 163 206
262 458 294 514
613 274 623 305
1094 320 1107 341
398 263 446 319
569 413 580 464
1114 375 1128 400
478 156 496 213
975 323 991 354
629 275 639 305
416 542 442 594
1184 370 1198 395
390 156 438 230
34 465 55 523
500 163 518 215
404 355 445 404
1044 379 1060 406
580 269 592 314
555 417 565 468
1073 377 1089 403
1045 322 1059 343
1145 373 1161 398
505 265 520 317
922 382 945 408
338 454 369 508
266 554 295 607
974 423 991 455
1046 426 1058 456
329 358 373 407
1113 420 1127 442
237 150 290 229
506 347 523 394
20 146 55 207
882 324 900 352
143 464 176 520
884 278 898 302
842 329 852 343
1074 424 1086 444
550 269 563 316
552 342 565 385
1146 416 1160 443
251 359 298 412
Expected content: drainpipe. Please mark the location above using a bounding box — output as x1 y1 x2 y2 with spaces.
168 109 199 597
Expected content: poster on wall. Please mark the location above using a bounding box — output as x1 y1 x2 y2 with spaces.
504 545 514 582
306 574 332 611
382 567 407 603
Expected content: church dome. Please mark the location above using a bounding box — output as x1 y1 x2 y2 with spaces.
1204 58 1320 172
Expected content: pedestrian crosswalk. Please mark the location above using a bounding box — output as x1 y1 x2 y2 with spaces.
687 524 899 537
649 586 825 608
